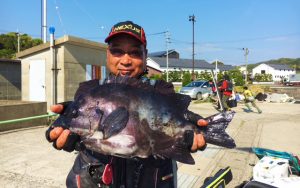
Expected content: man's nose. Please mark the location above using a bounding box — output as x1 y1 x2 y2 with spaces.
120 54 132 65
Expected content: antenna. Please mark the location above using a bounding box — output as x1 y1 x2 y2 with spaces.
41 0 47 43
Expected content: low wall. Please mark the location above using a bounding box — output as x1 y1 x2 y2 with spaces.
269 87 300 100
253 81 275 85
0 100 47 132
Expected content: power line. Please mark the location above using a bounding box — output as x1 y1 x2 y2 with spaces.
170 32 300 45
147 31 167 36
72 0 108 33
54 0 67 35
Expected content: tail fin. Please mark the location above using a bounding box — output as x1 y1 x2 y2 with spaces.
198 111 236 148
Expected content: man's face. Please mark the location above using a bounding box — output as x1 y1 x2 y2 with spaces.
106 34 147 78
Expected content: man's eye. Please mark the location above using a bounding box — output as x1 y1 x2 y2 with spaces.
109 48 124 56
129 50 143 58
109 48 143 58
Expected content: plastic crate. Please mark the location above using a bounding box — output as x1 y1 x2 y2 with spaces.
253 156 289 181
252 147 300 175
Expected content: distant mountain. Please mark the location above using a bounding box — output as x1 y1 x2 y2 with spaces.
247 58 300 72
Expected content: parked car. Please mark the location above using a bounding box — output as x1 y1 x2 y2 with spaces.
179 80 212 100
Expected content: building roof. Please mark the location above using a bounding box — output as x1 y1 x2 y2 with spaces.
149 57 213 69
0 58 21 63
16 35 107 58
148 49 178 57
218 64 236 71
266 64 294 70
148 57 236 71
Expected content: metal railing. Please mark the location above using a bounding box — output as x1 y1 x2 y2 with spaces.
0 113 58 125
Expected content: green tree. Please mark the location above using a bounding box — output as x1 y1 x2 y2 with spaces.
0 32 42 59
149 74 162 80
168 70 181 82
161 70 182 82
182 71 192 86
254 73 273 82
228 69 245 86
196 70 212 80
211 60 224 66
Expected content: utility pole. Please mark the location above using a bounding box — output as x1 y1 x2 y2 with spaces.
189 14 196 81
243 48 249 84
41 0 47 43
165 31 170 82
215 59 218 82
49 27 56 105
16 30 20 53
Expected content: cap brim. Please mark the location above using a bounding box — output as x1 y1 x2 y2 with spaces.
105 31 146 45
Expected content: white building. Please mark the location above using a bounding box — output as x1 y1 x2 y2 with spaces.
252 63 296 81
148 50 235 73
239 65 247 75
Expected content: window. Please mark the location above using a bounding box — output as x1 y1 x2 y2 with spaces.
261 70 266 74
203 82 210 87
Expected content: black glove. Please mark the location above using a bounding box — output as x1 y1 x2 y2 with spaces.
184 130 207 152
45 101 83 152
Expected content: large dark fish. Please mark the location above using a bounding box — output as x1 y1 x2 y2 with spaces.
52 76 235 164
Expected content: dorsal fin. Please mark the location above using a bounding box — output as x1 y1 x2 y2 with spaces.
106 75 156 91
152 79 175 95
159 93 191 114
74 79 100 100
106 75 191 112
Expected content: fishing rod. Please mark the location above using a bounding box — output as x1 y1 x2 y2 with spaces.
210 70 224 112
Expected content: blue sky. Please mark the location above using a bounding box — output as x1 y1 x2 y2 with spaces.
1 0 300 65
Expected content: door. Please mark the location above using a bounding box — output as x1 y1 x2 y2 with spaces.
29 60 46 101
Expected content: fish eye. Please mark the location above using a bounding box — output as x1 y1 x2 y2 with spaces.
71 109 79 118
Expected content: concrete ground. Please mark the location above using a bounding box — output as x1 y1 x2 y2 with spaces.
0 101 300 188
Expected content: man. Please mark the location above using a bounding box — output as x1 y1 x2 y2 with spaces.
46 21 208 188
243 86 262 114
208 79 216 97
218 74 233 111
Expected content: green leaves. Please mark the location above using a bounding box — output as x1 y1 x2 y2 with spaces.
159 69 246 86
0 32 42 59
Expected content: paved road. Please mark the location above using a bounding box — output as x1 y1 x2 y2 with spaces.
179 101 300 188
0 102 299 188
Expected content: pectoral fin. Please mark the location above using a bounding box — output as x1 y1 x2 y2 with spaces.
102 107 129 139
154 134 195 165
156 141 195 165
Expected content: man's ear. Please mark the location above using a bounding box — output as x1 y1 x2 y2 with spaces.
144 48 148 67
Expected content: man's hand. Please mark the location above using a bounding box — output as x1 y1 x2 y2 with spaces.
46 103 81 152
50 104 64 114
197 119 208 127
190 119 208 152
48 127 71 149
191 133 206 152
